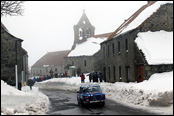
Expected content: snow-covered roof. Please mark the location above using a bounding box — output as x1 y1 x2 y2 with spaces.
135 30 173 65
68 37 107 57
108 1 173 40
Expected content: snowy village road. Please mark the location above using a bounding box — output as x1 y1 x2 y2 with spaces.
39 89 157 115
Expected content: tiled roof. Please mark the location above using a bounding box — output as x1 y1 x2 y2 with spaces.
31 50 71 68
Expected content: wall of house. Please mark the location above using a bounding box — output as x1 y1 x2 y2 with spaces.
64 56 95 74
32 65 63 76
139 3 173 32
1 28 23 89
64 52 102 74
144 64 173 80
101 29 139 83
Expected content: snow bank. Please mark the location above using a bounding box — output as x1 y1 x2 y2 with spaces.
1 80 50 115
34 71 173 108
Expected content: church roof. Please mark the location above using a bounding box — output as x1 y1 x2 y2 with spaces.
92 32 112 38
107 1 173 40
31 50 71 68
68 36 107 57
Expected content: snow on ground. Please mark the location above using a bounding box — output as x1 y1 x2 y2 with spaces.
1 80 50 115
34 71 173 115
1 71 173 115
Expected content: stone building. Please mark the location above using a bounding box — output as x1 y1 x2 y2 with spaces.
1 22 28 89
64 10 111 74
101 1 173 83
31 50 70 76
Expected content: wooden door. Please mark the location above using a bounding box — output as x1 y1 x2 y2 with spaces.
137 65 143 83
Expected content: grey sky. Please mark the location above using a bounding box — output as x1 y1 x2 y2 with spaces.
1 1 147 67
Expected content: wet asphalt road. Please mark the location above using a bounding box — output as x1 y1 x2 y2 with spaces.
39 89 157 115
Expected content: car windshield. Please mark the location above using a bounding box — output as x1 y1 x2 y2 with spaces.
85 86 102 93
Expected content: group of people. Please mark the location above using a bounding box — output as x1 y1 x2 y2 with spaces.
27 75 54 90
80 71 103 83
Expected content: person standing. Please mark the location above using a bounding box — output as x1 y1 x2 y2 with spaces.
99 72 103 82
89 73 92 82
80 73 85 83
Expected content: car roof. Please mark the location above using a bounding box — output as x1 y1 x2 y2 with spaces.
80 84 100 88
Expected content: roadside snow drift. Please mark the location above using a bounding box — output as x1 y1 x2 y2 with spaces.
34 71 173 107
1 80 50 115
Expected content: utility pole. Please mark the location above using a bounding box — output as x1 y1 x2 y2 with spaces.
15 40 18 89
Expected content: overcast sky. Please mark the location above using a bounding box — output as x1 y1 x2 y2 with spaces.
1 1 147 67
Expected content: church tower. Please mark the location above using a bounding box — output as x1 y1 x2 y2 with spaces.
71 10 95 50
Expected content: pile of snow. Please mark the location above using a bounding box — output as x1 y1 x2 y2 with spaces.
35 71 173 108
1 80 50 115
135 30 173 65
68 37 107 56
1 71 173 115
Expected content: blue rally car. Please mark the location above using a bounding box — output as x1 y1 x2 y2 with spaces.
77 84 106 106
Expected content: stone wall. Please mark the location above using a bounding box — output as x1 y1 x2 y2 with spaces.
32 66 63 76
1 27 23 89
139 3 173 32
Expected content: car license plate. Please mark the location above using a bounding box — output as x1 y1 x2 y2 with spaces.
93 96 96 101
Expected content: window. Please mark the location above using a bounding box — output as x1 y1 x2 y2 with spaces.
46 67 48 72
84 60 87 67
86 28 91 38
126 66 130 82
118 41 120 53
72 61 74 66
119 66 121 81
108 66 110 80
112 43 115 55
83 20 86 24
113 66 116 81
125 39 128 52
103 46 105 59
108 45 110 57
79 28 83 40
40 70 41 73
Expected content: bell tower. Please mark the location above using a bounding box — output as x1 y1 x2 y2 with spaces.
71 10 95 50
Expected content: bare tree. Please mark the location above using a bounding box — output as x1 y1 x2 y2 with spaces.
1 1 25 16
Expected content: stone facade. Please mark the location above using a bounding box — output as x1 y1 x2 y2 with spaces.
1 24 28 89
101 3 173 83
71 11 95 50
64 50 102 74
31 65 63 76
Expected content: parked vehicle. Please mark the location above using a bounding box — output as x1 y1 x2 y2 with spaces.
77 84 105 107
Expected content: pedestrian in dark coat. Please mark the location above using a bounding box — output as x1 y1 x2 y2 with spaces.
27 79 34 90
93 72 98 82
89 73 92 82
99 72 103 82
